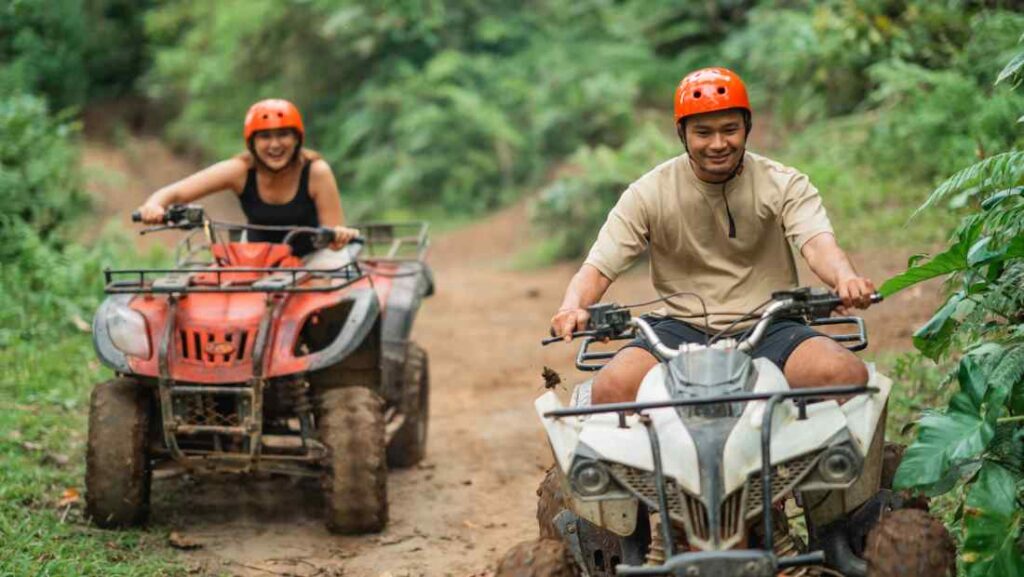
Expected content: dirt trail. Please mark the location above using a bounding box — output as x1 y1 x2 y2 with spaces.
82 139 942 577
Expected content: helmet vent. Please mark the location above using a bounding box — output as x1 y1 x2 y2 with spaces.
717 86 726 94
693 91 701 98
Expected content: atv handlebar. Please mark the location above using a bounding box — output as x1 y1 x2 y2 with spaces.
131 204 365 248
543 288 883 362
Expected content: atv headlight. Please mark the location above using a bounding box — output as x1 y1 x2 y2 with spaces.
818 445 861 484
106 304 151 359
571 460 611 496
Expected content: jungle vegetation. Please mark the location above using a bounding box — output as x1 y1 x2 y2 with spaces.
1 1 1023 574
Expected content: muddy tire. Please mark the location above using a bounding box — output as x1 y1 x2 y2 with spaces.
319 386 388 534
495 539 577 577
85 377 152 528
537 466 567 539
387 343 429 468
864 509 956 577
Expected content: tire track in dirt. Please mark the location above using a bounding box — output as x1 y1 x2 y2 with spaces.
82 140 944 576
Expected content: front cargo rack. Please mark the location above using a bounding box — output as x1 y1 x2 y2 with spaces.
103 260 365 295
355 221 430 262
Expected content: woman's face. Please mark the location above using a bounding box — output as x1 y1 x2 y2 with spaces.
252 128 299 171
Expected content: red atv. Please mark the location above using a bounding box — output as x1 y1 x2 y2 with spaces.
86 204 433 533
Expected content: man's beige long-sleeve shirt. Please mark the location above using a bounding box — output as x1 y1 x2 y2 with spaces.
584 151 833 332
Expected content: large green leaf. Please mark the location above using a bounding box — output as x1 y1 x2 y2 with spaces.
996 49 1024 86
959 354 993 413
912 292 964 360
963 462 1024 576
894 409 994 492
915 151 1024 215
969 236 1024 268
880 246 968 297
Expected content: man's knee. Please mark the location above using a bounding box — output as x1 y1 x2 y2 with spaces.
593 366 638 405
785 337 869 388
592 348 657 404
817 352 869 386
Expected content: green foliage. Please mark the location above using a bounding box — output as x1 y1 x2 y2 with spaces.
888 40 1024 573
962 462 1024 576
0 0 88 109
0 92 87 248
144 1 668 216
530 124 678 259
0 0 151 108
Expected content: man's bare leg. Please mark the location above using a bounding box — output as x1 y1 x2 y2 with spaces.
593 336 866 405
783 336 868 389
592 347 660 405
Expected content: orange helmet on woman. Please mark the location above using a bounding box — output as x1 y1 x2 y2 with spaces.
674 67 751 123
243 99 305 141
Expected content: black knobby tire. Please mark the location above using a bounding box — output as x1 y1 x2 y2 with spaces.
537 466 567 539
85 377 152 528
319 386 388 533
495 539 577 577
863 509 956 577
387 343 429 468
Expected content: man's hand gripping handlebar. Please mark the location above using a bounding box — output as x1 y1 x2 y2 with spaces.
542 288 884 362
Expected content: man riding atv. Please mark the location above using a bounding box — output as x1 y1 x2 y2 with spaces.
550 67 877 404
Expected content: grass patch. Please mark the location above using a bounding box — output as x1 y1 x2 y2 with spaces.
0 335 185 576
0 230 184 576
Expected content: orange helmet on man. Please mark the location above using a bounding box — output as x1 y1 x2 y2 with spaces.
243 99 305 142
674 67 752 146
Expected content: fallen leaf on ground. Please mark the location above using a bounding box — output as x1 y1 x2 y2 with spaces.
71 314 91 333
168 531 203 550
57 488 80 508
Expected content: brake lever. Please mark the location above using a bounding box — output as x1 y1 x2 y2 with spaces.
541 330 598 346
139 222 191 235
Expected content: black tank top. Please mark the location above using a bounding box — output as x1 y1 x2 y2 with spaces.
239 161 320 257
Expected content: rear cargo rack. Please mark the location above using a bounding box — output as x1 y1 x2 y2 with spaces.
355 222 430 261
103 261 365 294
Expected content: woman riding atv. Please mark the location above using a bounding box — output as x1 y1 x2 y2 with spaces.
136 98 359 258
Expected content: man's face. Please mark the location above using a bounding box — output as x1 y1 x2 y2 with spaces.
683 109 747 182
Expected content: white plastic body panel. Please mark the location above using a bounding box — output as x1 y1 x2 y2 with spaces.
539 356 892 502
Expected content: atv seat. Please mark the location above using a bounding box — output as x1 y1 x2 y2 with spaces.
191 243 303 286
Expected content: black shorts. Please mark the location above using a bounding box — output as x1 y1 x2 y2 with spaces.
623 316 824 370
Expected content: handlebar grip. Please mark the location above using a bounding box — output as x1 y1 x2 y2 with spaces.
131 211 142 223
542 335 565 346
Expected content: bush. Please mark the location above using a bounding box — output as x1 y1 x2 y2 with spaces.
531 123 678 259
0 91 86 250
144 1 663 215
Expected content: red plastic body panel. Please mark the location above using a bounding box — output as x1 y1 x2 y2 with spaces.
125 244 400 383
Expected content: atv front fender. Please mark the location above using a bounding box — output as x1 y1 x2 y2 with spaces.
305 287 380 373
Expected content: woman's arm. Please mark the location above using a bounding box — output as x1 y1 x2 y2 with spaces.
137 158 248 223
308 159 359 248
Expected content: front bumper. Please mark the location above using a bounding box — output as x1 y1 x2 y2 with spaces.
616 549 824 577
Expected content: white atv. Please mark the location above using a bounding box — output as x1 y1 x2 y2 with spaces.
498 288 955 577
